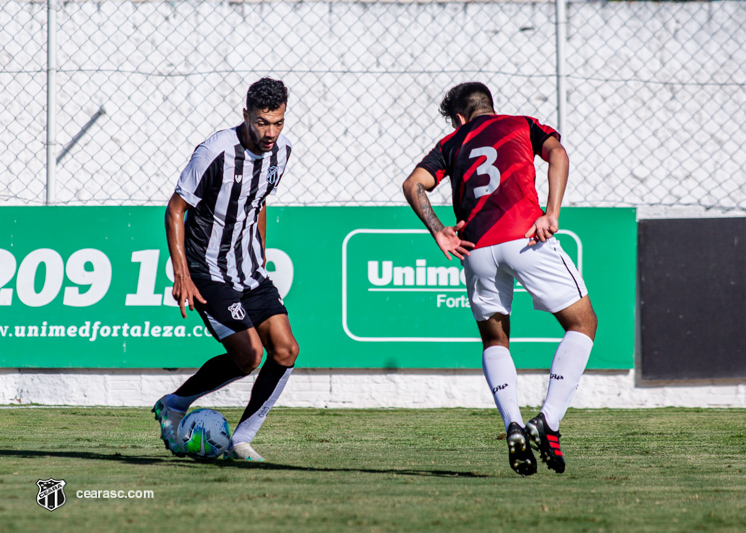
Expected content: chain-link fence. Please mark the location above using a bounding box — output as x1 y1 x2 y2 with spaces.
1 0 745 211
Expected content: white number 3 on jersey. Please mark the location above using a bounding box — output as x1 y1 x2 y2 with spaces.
469 146 501 199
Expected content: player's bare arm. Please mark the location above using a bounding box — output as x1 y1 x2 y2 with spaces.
403 167 475 261
165 192 207 318
525 136 569 245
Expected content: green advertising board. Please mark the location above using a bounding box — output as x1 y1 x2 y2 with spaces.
0 206 635 369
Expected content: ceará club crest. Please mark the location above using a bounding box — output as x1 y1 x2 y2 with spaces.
36 478 67 512
266 166 280 185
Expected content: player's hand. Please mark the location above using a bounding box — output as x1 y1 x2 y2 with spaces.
172 275 207 319
526 214 559 246
434 221 475 261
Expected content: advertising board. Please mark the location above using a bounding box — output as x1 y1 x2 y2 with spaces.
0 206 635 369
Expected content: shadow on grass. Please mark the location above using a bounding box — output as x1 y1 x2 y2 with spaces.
0 449 493 478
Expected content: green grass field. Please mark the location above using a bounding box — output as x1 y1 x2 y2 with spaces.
1 407 745 532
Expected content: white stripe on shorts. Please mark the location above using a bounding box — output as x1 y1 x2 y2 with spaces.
204 310 237 340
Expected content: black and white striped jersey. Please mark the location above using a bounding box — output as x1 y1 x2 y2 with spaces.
175 124 291 291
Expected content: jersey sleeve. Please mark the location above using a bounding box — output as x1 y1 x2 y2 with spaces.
525 117 561 156
415 142 448 187
175 143 221 207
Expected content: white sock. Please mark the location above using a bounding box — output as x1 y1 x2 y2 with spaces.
163 375 243 413
163 393 192 413
541 331 594 431
231 366 293 444
482 345 523 432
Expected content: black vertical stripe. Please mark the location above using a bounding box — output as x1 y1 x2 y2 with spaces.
244 156 265 282
216 145 245 281
185 152 224 275
253 148 277 281
235 236 248 287
270 144 279 176
271 144 291 194
255 224 266 281
234 143 246 185
247 152 264 204
246 224 261 285
265 144 281 195
194 152 223 203
233 153 253 287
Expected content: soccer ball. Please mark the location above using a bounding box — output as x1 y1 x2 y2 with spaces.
176 409 232 460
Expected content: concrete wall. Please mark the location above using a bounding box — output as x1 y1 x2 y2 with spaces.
3 368 745 408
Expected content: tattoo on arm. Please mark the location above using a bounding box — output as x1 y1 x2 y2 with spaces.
416 183 444 233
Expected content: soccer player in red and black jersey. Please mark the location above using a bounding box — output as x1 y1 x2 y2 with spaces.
403 82 598 476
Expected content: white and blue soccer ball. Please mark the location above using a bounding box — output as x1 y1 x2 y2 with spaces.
176 409 231 460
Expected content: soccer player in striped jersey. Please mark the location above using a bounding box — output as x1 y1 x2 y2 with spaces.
403 82 598 476
153 78 298 462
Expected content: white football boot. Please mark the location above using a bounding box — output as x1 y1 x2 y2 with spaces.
229 441 265 462
152 396 186 456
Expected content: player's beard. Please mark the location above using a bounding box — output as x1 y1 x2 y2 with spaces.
247 124 272 153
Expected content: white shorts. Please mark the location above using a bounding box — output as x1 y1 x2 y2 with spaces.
462 237 588 321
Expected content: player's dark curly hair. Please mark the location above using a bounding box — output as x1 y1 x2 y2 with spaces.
246 77 289 112
439 82 494 127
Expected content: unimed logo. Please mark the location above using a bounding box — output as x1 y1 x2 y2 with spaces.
367 259 466 288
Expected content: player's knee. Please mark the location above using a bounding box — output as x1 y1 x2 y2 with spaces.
237 352 263 375
589 309 599 335
581 303 599 339
570 310 598 341
229 345 264 375
270 340 299 367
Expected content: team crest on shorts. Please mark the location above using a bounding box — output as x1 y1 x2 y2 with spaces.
36 478 67 512
266 166 280 184
228 302 246 321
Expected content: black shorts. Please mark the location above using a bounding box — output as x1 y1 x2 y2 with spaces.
193 276 288 341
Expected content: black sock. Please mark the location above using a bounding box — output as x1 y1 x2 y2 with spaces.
239 357 293 424
174 353 246 399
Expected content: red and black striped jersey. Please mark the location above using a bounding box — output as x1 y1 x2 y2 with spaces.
416 114 559 249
